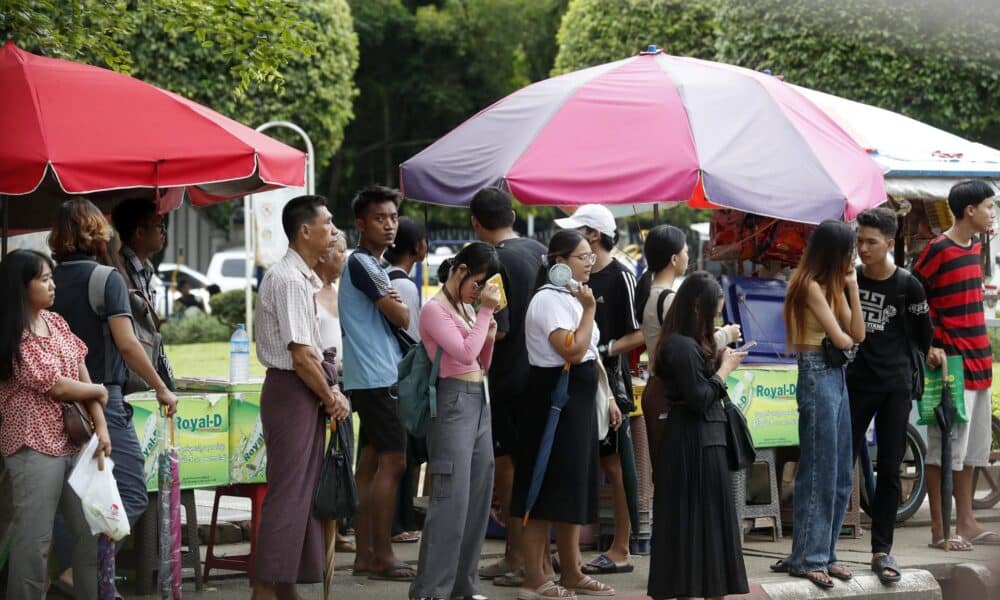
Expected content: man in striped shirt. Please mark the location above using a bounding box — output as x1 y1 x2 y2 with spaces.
913 179 998 550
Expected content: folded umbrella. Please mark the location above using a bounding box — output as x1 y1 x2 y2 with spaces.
934 358 957 546
158 414 181 599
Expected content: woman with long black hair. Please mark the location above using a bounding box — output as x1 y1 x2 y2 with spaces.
0 250 112 600
773 220 865 589
647 271 749 600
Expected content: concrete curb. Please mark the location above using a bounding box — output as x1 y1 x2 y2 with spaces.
754 569 940 599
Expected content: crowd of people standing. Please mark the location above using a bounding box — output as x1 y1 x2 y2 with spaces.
0 179 995 600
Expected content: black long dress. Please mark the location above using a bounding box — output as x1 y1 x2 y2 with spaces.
647 334 748 599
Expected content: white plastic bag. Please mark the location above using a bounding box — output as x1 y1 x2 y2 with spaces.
70 435 131 541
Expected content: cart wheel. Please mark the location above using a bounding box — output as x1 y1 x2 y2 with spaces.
971 416 1000 510
860 423 927 523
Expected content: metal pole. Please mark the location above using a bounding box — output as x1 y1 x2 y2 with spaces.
1 195 7 257
243 121 316 341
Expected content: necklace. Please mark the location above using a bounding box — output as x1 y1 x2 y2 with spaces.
441 284 473 327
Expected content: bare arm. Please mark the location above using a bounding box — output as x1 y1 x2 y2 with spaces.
290 343 350 421
377 291 410 329
805 281 858 350
609 330 645 356
109 316 177 415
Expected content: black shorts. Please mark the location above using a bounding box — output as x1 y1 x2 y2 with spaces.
353 387 406 454
488 378 519 457
599 417 629 458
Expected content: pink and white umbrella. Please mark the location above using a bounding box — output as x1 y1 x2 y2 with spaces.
401 48 885 224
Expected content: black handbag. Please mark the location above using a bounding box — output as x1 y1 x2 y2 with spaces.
723 397 756 471
601 354 635 414
821 337 849 368
313 421 359 522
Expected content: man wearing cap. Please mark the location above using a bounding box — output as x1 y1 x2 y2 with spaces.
555 204 645 574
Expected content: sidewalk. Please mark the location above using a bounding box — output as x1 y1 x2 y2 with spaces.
126 496 998 599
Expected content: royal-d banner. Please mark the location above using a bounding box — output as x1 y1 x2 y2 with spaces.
727 367 799 448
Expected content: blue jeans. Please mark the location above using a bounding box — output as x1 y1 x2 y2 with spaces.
787 352 853 574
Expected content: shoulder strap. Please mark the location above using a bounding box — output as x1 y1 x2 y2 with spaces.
427 346 445 419
388 270 410 281
656 288 675 325
88 265 115 319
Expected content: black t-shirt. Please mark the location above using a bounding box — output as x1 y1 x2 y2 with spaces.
52 256 133 386
587 258 640 345
846 267 934 393
490 237 547 388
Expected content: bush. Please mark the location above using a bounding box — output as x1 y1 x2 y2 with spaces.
990 327 1000 363
210 290 256 330
161 315 230 345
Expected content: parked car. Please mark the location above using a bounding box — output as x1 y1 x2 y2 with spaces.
206 249 257 292
152 263 217 318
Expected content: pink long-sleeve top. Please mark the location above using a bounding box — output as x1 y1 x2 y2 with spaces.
418 299 494 379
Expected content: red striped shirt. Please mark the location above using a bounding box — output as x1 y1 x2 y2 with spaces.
912 235 992 390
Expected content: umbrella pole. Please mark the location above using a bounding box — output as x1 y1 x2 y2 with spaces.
652 204 660 226
1 194 7 256
324 420 338 600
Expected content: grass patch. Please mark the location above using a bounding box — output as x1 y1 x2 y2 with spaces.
165 342 266 379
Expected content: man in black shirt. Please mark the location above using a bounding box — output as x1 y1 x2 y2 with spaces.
471 187 546 584
556 204 644 573
847 207 932 584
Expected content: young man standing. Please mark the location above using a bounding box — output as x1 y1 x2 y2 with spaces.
913 180 998 550
556 204 644 574
848 207 932 583
470 187 547 585
339 185 415 580
253 195 350 599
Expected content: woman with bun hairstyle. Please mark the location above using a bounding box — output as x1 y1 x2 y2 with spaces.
773 220 865 589
409 242 502 600
510 229 615 599
0 250 112 600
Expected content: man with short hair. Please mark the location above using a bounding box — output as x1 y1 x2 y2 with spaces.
555 204 644 574
253 195 351 599
912 179 998 550
848 206 932 583
339 185 415 580
470 187 547 584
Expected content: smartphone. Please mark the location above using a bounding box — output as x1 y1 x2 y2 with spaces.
734 341 757 352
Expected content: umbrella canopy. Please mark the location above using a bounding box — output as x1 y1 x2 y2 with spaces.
400 48 885 224
0 41 305 230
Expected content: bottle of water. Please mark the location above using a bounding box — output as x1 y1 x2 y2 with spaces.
229 324 250 383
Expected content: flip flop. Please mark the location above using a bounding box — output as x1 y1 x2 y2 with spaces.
335 538 357 553
790 570 835 590
871 554 901 585
392 530 422 543
493 568 526 587
580 554 634 574
969 530 1000 545
827 563 853 581
369 563 417 581
479 558 511 579
928 537 974 551
769 559 790 573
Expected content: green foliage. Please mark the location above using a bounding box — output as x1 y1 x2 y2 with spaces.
2 0 324 97
552 0 719 74
715 0 1000 147
161 315 230 345
210 290 257 330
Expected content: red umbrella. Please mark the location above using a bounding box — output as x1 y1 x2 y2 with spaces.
0 41 305 232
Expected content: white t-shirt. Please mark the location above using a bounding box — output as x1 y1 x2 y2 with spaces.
525 285 600 368
388 266 422 342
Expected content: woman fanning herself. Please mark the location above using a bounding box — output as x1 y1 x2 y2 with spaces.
0 250 112 600
511 229 614 599
773 220 865 589
647 271 749 600
409 242 502 600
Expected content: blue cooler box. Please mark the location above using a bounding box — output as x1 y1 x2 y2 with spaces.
721 276 795 364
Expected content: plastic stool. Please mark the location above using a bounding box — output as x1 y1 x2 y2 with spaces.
732 448 783 541
203 483 268 583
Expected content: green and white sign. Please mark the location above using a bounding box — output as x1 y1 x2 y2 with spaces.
727 367 799 448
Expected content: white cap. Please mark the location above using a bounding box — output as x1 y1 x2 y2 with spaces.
554 204 617 238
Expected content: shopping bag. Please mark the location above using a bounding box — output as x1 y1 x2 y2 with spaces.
81 454 131 541
313 422 358 522
917 356 969 426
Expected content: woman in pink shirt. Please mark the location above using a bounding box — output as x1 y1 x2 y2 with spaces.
409 242 502 600
0 250 112 600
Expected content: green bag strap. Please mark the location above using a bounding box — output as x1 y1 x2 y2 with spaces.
428 347 444 419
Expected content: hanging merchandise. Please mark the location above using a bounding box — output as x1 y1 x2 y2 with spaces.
759 221 816 267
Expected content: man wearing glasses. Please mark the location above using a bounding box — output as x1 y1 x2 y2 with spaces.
555 204 645 574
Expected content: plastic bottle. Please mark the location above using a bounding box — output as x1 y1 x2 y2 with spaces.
229 324 250 383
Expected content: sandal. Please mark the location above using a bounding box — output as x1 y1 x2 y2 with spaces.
335 538 357 553
516 581 574 599
790 570 834 590
369 562 417 581
928 537 973 551
581 554 634 574
564 575 614 597
493 568 526 587
871 554 901 585
549 552 561 574
392 530 422 543
479 558 511 579
769 559 790 573
969 530 1000 546
827 563 853 581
